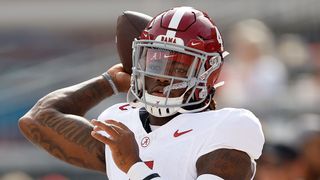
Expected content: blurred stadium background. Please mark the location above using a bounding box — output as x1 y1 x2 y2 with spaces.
0 0 319 179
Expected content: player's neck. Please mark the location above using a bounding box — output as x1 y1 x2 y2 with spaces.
148 114 179 126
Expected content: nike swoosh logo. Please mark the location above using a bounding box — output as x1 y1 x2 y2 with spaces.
173 129 193 137
164 54 176 58
191 42 200 46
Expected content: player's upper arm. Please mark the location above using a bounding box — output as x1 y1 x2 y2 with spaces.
195 109 264 179
196 148 252 180
197 109 264 160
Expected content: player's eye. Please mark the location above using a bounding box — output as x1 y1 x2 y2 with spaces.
172 67 188 77
175 68 187 73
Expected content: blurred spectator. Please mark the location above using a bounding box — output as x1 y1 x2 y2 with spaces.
277 34 320 110
277 34 310 76
289 69 320 110
218 19 288 108
255 143 304 180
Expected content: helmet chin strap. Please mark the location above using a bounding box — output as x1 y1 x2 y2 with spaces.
144 92 183 117
132 92 211 117
127 87 185 117
128 82 225 118
128 85 223 117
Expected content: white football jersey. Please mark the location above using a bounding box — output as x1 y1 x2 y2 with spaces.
97 103 264 180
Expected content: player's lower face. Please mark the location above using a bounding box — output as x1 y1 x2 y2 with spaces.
145 76 186 98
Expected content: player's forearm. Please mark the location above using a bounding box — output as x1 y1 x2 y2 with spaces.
19 109 106 172
37 75 113 116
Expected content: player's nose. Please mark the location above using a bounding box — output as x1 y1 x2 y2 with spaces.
156 77 170 84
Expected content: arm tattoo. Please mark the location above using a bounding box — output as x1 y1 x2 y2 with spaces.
51 77 113 116
23 113 105 171
28 123 93 167
196 149 252 180
38 112 96 153
19 76 112 172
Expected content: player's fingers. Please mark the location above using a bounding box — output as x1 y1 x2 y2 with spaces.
105 120 131 132
91 131 115 146
91 119 119 137
93 125 120 138
92 125 103 131
102 120 126 133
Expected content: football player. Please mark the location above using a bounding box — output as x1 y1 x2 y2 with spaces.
19 7 264 180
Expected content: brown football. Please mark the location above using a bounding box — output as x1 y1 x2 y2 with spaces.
116 11 152 74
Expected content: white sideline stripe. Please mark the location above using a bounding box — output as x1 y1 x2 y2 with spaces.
166 7 192 37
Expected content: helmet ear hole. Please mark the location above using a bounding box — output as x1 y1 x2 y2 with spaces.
198 88 208 99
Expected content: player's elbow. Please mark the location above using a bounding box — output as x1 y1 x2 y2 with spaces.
18 95 56 132
18 115 37 140
18 116 30 131
18 108 53 140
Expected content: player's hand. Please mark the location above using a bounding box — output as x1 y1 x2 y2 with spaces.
91 119 141 173
106 63 131 92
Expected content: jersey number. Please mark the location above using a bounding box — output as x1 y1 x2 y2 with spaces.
119 104 130 111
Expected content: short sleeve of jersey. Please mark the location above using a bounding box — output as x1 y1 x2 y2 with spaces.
96 103 131 138
197 109 265 160
97 103 130 121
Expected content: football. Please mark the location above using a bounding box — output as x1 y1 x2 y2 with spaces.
116 11 152 74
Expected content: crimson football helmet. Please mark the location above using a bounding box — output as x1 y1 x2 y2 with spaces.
128 6 228 117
